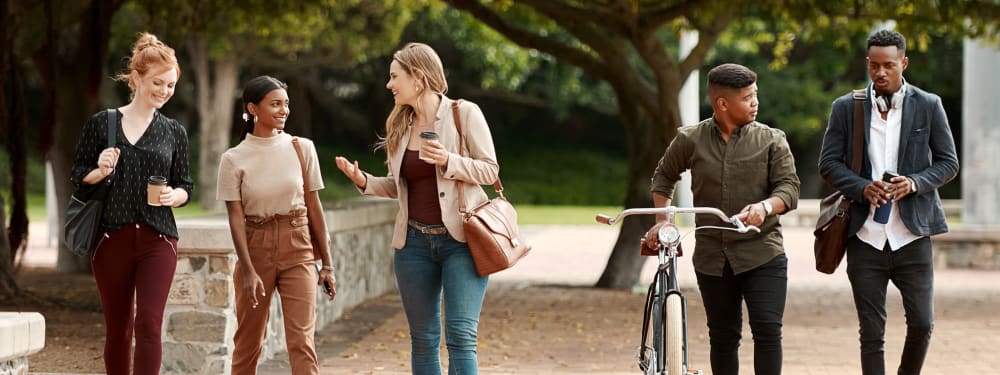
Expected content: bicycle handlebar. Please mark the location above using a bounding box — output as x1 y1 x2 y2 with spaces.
595 206 760 234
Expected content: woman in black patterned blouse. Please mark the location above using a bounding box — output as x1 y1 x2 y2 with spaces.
70 32 194 375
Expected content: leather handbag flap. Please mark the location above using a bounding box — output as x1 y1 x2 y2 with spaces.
814 192 850 233
467 198 520 242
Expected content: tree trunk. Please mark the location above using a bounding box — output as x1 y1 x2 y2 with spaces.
39 0 122 273
0 0 20 295
285 75 313 139
596 85 680 289
0 195 17 297
189 41 239 211
5 57 29 265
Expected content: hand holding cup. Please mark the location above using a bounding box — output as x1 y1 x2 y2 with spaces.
147 176 168 206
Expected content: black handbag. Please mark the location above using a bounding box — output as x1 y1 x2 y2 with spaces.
64 109 117 257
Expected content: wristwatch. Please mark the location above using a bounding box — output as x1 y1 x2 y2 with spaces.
760 200 773 216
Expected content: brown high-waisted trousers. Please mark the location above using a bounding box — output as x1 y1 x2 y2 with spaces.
232 209 319 375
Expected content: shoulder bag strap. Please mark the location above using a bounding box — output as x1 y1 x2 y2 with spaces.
850 89 865 174
291 137 309 191
452 100 504 215
105 108 118 184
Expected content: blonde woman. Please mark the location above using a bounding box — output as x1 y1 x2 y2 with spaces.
335 42 498 374
70 32 193 374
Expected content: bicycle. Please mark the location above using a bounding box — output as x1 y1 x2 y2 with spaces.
596 207 759 375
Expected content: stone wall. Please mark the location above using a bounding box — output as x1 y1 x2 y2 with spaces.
932 225 1000 270
161 198 398 374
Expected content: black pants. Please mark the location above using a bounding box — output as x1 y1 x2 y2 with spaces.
846 236 934 375
695 254 787 375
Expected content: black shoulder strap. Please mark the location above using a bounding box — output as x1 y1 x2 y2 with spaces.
106 108 118 148
849 89 866 174
105 109 118 183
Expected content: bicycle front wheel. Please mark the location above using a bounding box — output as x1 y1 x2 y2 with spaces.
665 293 684 375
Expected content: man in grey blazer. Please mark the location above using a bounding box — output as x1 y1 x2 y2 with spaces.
818 29 959 375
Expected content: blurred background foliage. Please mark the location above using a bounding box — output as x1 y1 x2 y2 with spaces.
0 0 981 213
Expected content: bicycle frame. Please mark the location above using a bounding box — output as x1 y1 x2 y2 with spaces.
597 207 759 375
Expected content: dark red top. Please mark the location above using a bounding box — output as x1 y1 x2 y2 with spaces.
401 150 443 225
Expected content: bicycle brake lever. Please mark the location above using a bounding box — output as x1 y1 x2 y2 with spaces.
728 215 760 233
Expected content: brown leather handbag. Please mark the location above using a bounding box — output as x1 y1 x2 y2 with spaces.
814 89 865 274
452 100 531 276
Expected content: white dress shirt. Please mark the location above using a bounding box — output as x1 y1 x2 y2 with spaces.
857 84 922 251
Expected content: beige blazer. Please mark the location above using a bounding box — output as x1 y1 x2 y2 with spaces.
362 96 499 249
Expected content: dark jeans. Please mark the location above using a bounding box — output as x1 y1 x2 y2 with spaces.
846 236 934 375
695 254 787 375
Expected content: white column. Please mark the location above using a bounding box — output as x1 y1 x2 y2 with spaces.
962 38 1000 225
675 31 698 220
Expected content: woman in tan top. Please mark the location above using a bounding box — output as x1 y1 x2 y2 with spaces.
335 43 499 374
217 75 335 375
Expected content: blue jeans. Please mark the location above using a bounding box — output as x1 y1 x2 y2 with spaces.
695 254 787 375
395 225 489 375
846 236 934 375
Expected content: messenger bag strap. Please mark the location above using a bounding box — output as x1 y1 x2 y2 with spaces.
452 100 504 216
850 89 866 175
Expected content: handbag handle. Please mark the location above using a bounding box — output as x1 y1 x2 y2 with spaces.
451 100 504 216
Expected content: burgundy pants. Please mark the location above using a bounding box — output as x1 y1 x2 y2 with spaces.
92 222 178 375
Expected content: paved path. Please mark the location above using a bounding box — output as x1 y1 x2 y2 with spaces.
257 224 1000 374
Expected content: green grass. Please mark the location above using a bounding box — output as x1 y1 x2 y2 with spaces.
4 192 222 222
514 204 623 225
10 192 621 226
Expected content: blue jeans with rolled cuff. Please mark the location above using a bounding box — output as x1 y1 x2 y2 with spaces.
394 222 489 375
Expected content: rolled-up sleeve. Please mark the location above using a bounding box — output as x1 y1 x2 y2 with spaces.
169 120 195 206
768 129 800 212
650 132 692 198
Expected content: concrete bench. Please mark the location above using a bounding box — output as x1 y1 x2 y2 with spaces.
0 312 45 375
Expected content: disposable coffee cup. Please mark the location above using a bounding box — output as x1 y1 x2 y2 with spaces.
418 132 438 161
147 176 167 206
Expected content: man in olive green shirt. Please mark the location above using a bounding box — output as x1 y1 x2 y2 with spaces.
644 63 799 375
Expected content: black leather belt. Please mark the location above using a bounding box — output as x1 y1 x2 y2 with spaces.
408 220 447 235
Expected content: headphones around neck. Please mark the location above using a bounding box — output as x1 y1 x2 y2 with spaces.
874 89 904 113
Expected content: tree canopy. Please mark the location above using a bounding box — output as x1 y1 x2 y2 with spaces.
443 0 1000 288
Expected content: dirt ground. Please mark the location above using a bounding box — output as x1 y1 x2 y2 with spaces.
0 267 106 373
5 265 1000 374
1 267 648 374
6 223 1000 374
